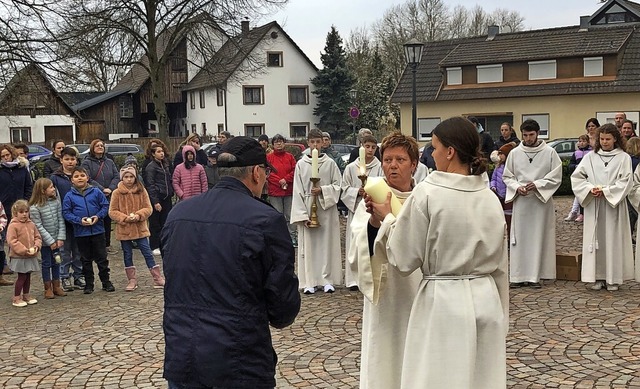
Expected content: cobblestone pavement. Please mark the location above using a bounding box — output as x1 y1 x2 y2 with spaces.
0 196 639 388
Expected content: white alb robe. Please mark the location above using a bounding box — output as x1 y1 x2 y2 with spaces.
290 154 342 288
385 172 509 389
627 165 640 281
347 181 420 389
503 141 562 283
413 162 428 183
341 158 383 287
571 148 634 284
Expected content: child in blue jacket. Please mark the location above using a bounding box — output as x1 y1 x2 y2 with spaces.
62 167 114 294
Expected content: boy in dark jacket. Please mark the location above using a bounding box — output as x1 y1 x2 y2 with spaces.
62 167 114 294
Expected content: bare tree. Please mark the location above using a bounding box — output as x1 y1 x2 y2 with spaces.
449 5 470 39
0 0 287 139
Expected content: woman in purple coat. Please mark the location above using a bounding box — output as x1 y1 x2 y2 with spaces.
491 142 517 241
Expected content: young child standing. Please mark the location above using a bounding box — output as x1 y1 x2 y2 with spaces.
490 142 517 241
172 145 207 201
62 167 115 294
109 166 165 291
29 178 67 299
566 134 593 222
7 200 42 307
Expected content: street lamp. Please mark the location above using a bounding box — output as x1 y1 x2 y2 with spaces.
349 89 358 143
404 38 424 140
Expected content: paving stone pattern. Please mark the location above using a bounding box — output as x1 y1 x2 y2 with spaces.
0 196 638 388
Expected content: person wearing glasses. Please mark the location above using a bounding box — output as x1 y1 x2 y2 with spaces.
266 134 297 246
173 133 208 167
162 136 299 389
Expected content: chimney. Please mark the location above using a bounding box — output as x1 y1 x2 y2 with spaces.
579 15 590 31
486 25 499 41
241 19 250 34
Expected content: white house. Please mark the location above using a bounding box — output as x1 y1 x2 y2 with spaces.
184 21 318 140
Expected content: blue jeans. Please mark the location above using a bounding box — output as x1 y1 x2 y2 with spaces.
60 228 83 280
121 238 156 268
41 246 60 282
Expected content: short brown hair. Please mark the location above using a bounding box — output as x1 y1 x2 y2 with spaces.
380 132 419 163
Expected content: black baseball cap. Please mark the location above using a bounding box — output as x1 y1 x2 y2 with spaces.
217 136 276 172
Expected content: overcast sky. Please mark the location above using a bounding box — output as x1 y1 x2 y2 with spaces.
263 0 604 67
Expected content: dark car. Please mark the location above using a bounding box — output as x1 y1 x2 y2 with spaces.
26 145 51 162
79 143 144 158
547 138 579 161
302 143 357 163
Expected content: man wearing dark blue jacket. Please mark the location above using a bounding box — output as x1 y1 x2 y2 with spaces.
162 136 300 389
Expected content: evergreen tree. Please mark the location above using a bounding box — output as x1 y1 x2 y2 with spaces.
311 26 355 139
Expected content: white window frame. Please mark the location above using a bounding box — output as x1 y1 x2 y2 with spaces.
584 57 604 77
10 127 31 143
522 114 550 139
417 118 441 141
290 122 309 138
528 60 557 80
446 67 462 85
476 64 503 83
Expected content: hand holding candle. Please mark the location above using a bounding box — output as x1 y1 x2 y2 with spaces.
311 149 319 178
364 176 402 216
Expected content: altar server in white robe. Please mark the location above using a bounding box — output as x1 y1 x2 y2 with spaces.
412 160 429 183
370 117 508 388
503 119 562 288
341 134 383 290
348 132 422 389
572 124 634 290
291 129 342 294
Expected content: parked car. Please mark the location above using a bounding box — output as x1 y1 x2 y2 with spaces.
79 143 145 158
302 143 357 163
25 145 51 162
201 142 218 155
547 138 579 161
69 144 90 154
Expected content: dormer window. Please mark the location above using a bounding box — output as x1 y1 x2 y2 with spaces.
446 67 462 85
476 64 502 83
528 60 556 80
584 57 603 77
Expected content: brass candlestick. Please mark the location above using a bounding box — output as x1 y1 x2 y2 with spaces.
308 177 321 228
358 174 368 188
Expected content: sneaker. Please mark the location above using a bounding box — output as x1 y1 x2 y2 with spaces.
564 211 578 221
61 278 75 292
303 287 315 295
529 282 542 289
591 281 605 290
323 284 335 293
152 248 161 256
291 237 298 248
575 214 584 223
607 284 619 291
102 281 115 292
22 295 37 305
106 247 119 255
12 297 27 307
74 276 86 289
83 285 94 294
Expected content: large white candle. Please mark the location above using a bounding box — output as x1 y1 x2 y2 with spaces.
311 148 319 178
359 146 366 174
363 176 402 216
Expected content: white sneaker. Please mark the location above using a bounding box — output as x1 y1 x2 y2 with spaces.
606 284 619 291
564 211 578 221
323 284 335 293
303 287 315 294
591 281 605 290
152 249 161 256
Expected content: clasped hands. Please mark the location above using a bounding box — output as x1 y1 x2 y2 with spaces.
81 216 99 226
590 186 604 198
517 182 537 196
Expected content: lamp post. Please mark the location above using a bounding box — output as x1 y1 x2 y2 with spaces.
349 89 358 143
403 39 424 140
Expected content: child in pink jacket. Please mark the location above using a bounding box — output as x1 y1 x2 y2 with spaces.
172 145 207 201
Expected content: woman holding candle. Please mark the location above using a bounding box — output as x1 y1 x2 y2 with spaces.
363 117 508 388
340 134 383 291
347 131 423 389
291 129 342 294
